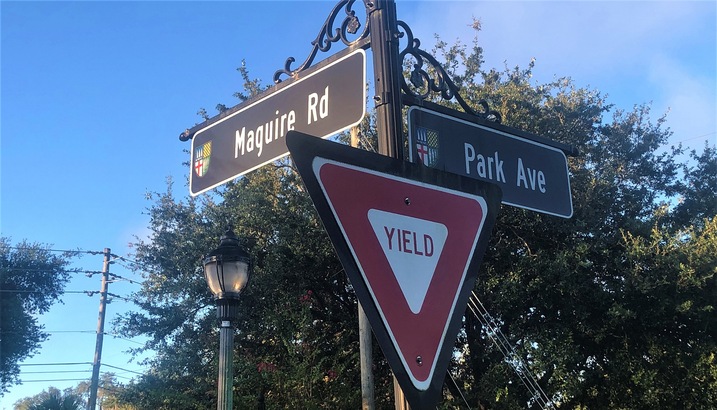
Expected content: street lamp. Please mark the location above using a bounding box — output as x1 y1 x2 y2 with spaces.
204 227 251 410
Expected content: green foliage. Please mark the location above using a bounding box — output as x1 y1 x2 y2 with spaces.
0 239 73 395
610 218 717 408
115 167 394 408
671 145 717 228
427 26 715 410
113 22 716 410
13 387 84 410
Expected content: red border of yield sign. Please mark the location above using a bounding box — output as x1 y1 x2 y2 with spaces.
315 158 487 389
287 131 501 410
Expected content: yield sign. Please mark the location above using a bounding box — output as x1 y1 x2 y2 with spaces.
287 131 501 409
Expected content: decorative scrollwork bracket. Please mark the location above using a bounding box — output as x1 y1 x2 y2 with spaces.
273 0 370 83
397 20 501 123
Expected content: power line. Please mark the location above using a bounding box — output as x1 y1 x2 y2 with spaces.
110 254 141 266
108 272 142 285
0 290 102 295
2 268 103 275
18 363 144 376
19 362 93 367
672 131 716 144
104 333 146 345
101 364 145 376
446 371 472 410
5 246 104 256
113 375 136 381
0 289 140 302
4 267 144 282
0 330 95 335
467 292 554 409
111 257 156 282
22 370 90 375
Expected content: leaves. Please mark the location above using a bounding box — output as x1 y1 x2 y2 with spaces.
110 24 717 410
0 239 73 395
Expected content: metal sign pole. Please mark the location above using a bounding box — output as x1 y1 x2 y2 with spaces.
368 1 409 408
368 0 404 161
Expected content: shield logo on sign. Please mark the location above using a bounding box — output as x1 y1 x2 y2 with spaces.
194 141 212 177
416 127 439 167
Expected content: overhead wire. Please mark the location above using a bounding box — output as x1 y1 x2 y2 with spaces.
672 131 716 144
0 290 102 295
101 364 145 376
2 268 103 275
19 362 93 367
4 246 105 256
108 272 142 285
446 370 472 410
468 291 554 409
17 361 146 384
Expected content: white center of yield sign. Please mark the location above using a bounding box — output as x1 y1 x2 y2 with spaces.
367 209 448 314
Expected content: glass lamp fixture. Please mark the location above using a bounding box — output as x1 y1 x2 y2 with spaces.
203 228 250 321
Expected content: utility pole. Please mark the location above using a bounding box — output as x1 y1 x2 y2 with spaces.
368 1 409 408
88 248 111 410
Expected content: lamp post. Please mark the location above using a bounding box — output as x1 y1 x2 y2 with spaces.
204 228 251 410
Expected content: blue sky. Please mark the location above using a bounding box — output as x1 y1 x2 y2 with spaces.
1 0 715 407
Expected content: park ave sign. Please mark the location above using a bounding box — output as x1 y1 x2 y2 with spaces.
408 106 574 218
188 48 366 196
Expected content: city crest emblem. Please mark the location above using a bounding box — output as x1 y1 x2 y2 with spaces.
415 126 439 167
194 141 212 177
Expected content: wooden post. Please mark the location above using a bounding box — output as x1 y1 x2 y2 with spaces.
88 248 111 410
353 126 376 410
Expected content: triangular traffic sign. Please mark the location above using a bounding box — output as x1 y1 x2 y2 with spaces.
287 131 501 409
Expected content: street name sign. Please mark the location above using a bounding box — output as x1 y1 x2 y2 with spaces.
408 105 573 218
286 130 501 410
189 48 366 196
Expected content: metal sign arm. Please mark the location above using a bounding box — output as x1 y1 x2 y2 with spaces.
273 0 370 83
397 20 501 124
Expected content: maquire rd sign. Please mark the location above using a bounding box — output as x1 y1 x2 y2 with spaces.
187 48 366 196
408 104 576 218
287 130 501 410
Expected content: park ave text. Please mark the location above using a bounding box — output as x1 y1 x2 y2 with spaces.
464 142 547 193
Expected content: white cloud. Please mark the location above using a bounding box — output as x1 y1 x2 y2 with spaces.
398 0 716 152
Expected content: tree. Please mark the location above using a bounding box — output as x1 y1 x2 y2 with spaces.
73 372 135 410
13 386 84 410
114 23 716 410
0 239 74 395
115 166 393 409
671 144 717 228
424 28 716 409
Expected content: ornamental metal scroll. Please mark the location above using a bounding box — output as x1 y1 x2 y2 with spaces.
273 0 369 83
397 20 502 124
